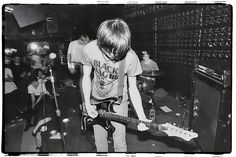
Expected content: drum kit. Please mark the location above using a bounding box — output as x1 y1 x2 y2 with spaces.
137 70 164 120
137 70 163 93
142 70 164 78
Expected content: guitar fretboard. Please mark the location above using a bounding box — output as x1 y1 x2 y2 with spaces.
99 111 163 131
97 110 198 141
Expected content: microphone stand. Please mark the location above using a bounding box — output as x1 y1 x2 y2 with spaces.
49 66 68 152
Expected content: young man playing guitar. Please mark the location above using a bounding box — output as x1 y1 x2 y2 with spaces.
80 18 151 152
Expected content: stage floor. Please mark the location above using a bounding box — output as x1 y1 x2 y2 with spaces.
3 95 199 154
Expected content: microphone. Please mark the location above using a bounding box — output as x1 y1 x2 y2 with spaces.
49 53 57 60
43 53 57 73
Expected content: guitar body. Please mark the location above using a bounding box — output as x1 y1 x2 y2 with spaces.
85 97 119 133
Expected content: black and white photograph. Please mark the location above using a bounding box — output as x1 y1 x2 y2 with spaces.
2 2 233 155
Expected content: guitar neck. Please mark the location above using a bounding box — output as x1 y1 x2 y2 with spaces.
98 111 199 141
99 112 162 131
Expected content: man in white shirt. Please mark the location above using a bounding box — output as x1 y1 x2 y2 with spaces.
67 34 89 74
140 50 159 72
139 50 160 92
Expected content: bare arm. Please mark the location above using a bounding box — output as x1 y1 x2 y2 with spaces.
128 76 147 120
81 65 98 118
34 92 44 105
67 52 76 74
30 94 35 106
67 53 72 64
31 92 44 109
128 76 151 131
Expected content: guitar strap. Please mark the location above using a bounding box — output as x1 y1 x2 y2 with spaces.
117 58 126 104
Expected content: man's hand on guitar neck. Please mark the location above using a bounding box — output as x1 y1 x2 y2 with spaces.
85 103 98 118
137 118 152 131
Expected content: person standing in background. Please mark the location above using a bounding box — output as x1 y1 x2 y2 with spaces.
11 54 28 87
67 33 89 88
4 56 19 125
54 49 69 84
67 33 89 74
11 54 29 115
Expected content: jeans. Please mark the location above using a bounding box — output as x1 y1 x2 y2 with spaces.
93 100 128 152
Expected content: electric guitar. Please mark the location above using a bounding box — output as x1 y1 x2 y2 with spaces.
83 97 198 142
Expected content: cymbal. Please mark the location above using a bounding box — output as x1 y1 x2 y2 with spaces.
142 70 164 77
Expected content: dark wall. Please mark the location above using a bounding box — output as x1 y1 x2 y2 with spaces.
121 4 232 97
4 4 123 40
3 4 124 56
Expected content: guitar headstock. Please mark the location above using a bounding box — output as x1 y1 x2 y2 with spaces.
161 123 198 141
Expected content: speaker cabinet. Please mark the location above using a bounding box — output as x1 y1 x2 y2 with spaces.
190 74 231 153
4 120 25 152
46 18 58 34
12 5 45 28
